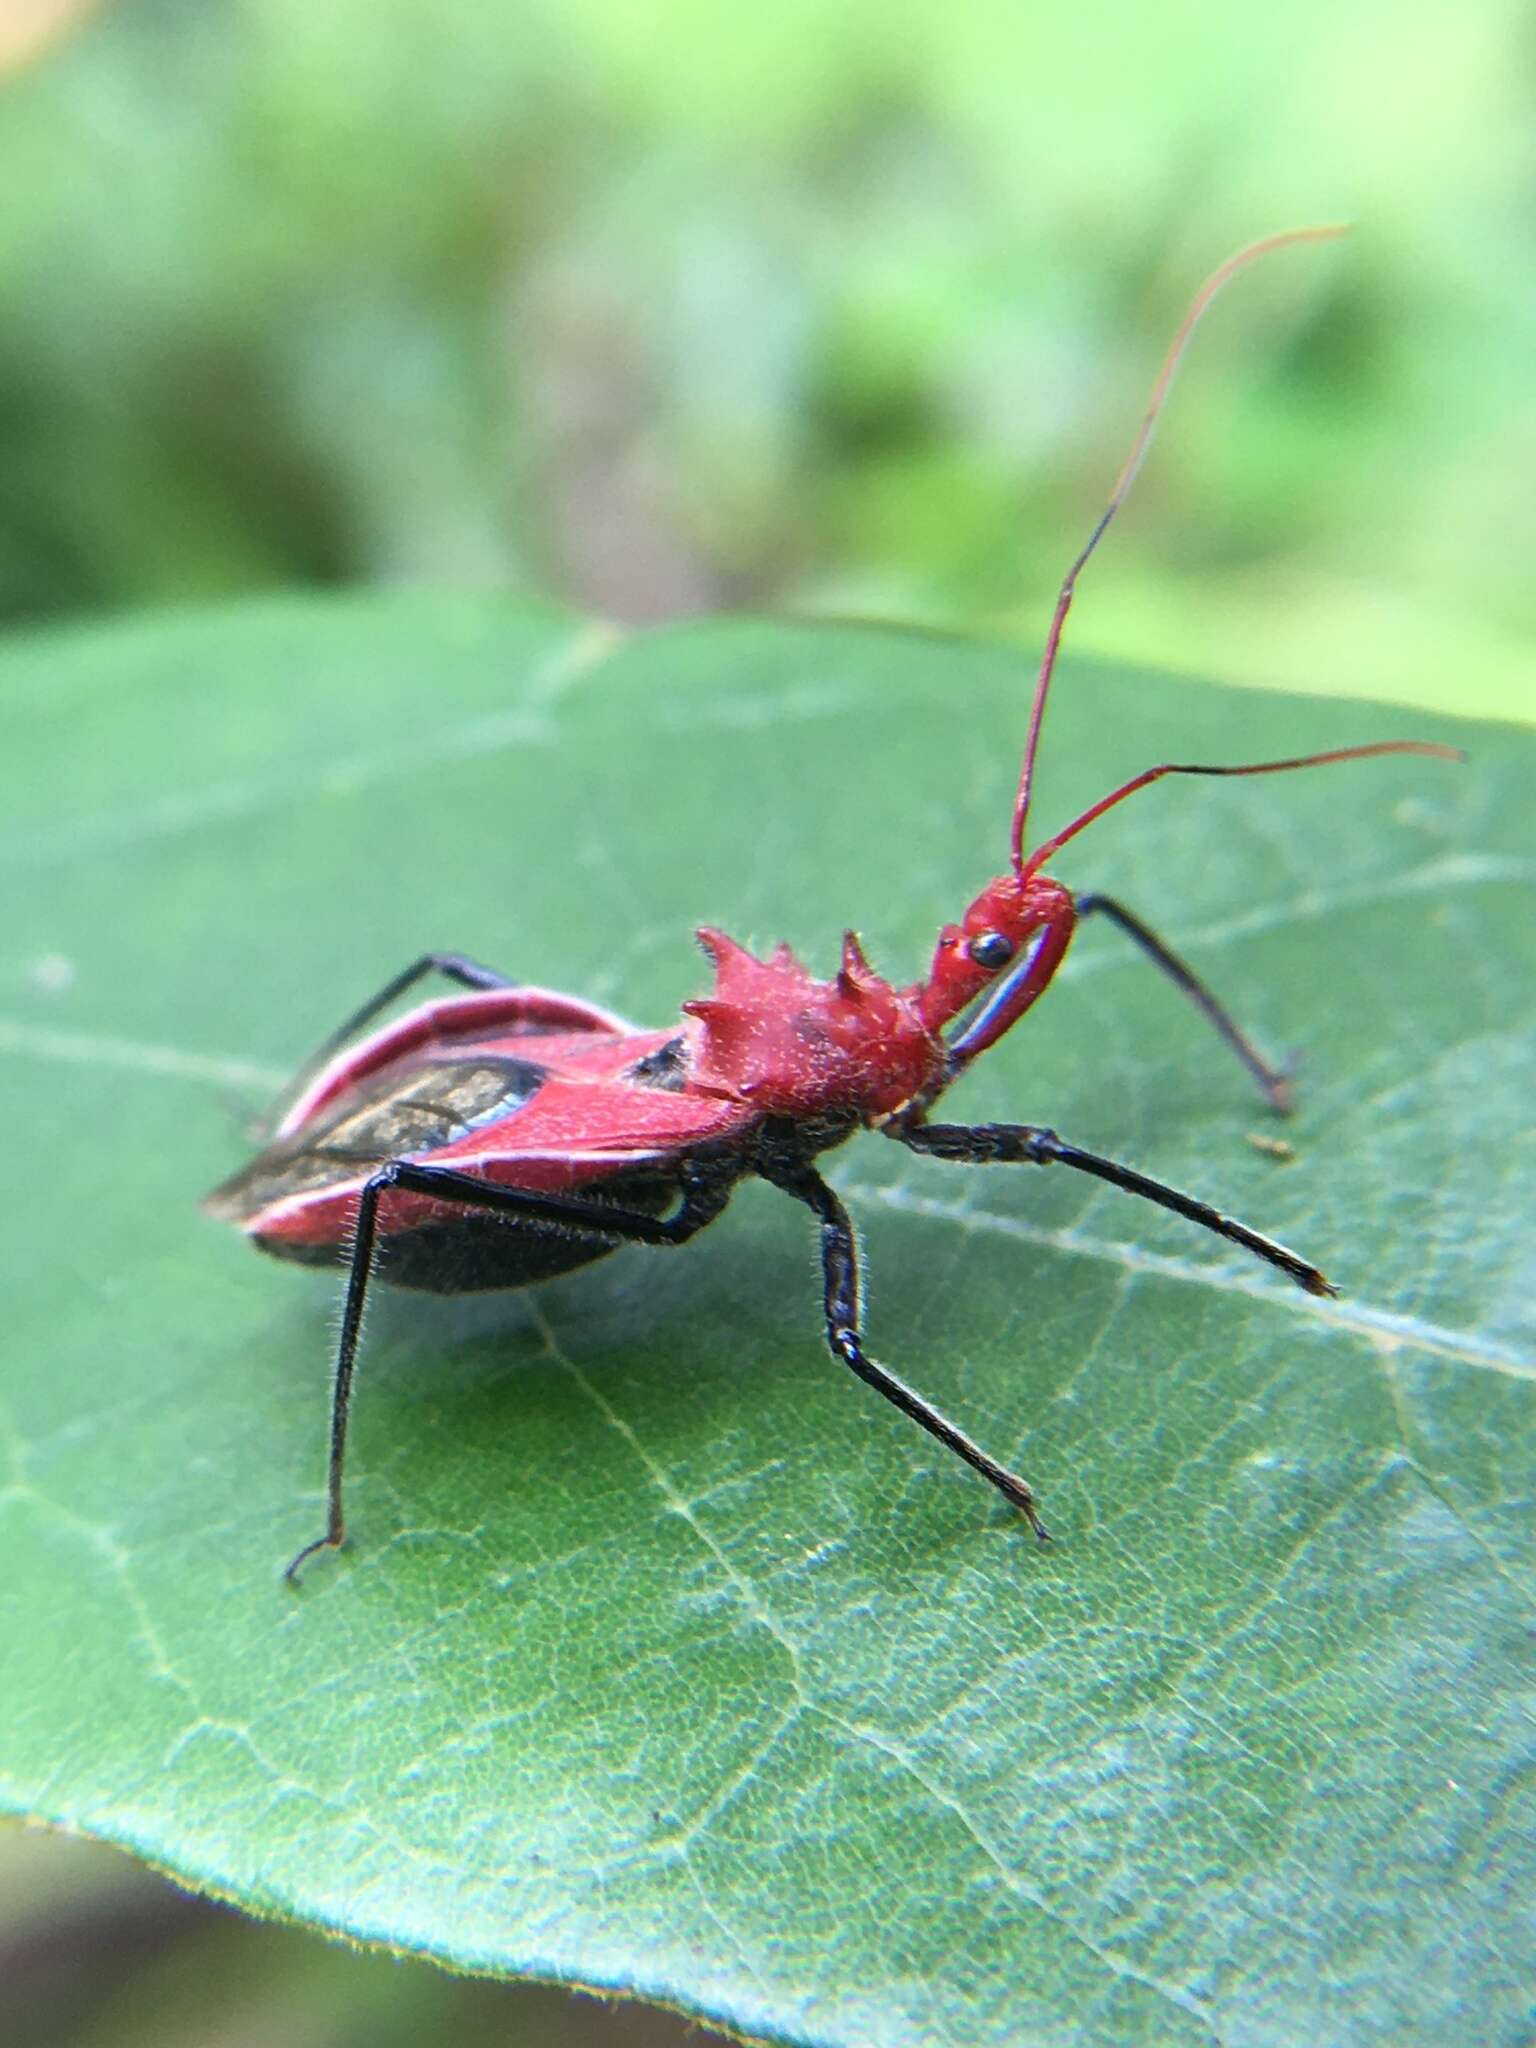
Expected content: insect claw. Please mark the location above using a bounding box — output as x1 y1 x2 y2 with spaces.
1002 1481 1050 1542
284 1534 341 1586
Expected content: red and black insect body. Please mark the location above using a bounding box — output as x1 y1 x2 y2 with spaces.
206 227 1459 1581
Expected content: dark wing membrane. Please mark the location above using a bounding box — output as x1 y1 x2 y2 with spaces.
204 1055 548 1224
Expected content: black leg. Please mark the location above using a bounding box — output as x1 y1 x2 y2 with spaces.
286 1157 734 1584
757 1152 1050 1541
261 953 514 1137
1076 893 1292 1112
897 1120 1335 1297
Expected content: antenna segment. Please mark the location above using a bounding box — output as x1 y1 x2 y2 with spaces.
1009 224 1351 872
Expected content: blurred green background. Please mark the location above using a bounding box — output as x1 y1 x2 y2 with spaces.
2 0 1530 2043
1 0 1532 720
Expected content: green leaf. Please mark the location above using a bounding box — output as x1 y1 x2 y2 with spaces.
1 594 1529 2047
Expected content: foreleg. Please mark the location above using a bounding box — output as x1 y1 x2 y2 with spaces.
1076 893 1291 1111
897 1120 1333 1296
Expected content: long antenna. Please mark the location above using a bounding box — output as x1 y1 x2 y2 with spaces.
1009 224 1350 872
1019 740 1464 880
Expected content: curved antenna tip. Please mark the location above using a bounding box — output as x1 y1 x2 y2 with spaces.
1010 225 1352 870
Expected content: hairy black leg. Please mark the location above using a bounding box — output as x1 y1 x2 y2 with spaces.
757 1151 1050 1541
1076 893 1291 1112
261 953 514 1136
897 1120 1335 1297
286 1158 735 1584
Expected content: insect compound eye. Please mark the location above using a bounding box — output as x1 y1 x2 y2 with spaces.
967 930 1016 971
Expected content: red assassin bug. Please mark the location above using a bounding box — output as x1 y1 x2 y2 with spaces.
206 226 1459 1582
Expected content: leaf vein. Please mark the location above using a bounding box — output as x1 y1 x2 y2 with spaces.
838 1179 1534 1380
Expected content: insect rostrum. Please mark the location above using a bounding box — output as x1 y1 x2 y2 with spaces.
204 227 1460 1582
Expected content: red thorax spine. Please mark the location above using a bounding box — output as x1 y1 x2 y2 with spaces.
683 927 944 1120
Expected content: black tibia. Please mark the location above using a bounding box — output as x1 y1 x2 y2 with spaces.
756 1145 1050 1542
285 1156 735 1585
897 1121 1335 1298
261 952 514 1137
1075 893 1292 1113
